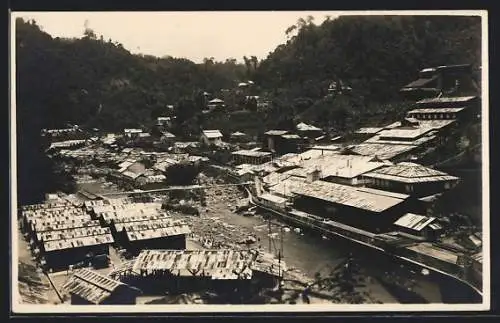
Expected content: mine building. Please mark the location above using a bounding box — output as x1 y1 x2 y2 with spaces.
63 268 141 305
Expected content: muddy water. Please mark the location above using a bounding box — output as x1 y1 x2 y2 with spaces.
200 203 346 278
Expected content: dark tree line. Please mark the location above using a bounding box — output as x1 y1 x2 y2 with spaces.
15 16 481 203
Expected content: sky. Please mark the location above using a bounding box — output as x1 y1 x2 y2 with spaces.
13 11 341 63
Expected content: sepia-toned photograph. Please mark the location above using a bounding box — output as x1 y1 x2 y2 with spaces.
10 10 489 313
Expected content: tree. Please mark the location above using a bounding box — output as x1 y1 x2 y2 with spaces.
309 255 367 304
83 20 97 39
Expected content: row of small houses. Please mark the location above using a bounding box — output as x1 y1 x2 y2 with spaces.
20 199 192 272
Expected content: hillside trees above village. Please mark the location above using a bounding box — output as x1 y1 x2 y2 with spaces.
15 15 481 203
255 15 481 103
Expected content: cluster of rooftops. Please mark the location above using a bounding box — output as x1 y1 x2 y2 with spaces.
21 198 192 255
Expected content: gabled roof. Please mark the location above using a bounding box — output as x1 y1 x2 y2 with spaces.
208 98 224 104
296 122 322 132
63 268 140 304
202 130 223 138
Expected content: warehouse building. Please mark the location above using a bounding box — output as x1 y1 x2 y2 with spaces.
63 268 141 305
290 180 416 233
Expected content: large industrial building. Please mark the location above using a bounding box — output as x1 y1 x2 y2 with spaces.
289 180 417 233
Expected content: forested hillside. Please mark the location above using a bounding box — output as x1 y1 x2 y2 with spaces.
255 15 481 102
15 15 482 203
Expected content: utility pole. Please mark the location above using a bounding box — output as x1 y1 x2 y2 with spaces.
268 217 272 253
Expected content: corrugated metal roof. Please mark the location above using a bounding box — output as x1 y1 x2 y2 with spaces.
63 268 138 304
394 213 436 231
37 226 110 242
34 220 101 233
126 225 191 241
92 202 162 215
291 180 407 213
131 249 254 280
43 233 114 252
116 218 181 232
